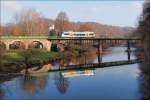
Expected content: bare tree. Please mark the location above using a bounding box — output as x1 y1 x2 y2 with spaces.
14 8 49 36
55 11 70 37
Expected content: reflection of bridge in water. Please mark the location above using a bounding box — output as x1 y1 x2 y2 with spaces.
49 59 143 72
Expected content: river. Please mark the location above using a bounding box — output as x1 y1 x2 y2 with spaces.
0 46 143 100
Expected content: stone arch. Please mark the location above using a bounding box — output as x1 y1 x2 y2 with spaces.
0 41 6 50
10 41 25 49
29 41 44 49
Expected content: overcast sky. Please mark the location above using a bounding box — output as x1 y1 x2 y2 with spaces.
1 0 145 27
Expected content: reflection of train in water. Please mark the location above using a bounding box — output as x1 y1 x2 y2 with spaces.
61 69 94 78
61 31 95 38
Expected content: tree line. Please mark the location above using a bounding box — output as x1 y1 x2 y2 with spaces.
0 8 133 37
0 9 96 36
136 1 150 100
137 1 150 39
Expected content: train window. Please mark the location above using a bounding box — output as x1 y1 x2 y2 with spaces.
73 34 77 36
89 34 94 35
73 34 85 36
80 34 85 36
64 33 69 35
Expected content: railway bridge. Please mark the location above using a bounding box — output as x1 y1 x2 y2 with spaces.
0 36 141 54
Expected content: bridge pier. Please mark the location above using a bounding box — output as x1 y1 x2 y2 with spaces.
127 40 131 61
25 43 28 49
6 43 10 50
97 40 103 63
45 41 51 51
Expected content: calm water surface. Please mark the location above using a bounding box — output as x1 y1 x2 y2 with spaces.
0 46 142 100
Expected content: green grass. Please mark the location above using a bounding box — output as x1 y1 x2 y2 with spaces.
28 49 59 61
0 49 61 72
0 49 60 66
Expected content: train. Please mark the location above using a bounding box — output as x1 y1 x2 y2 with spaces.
61 31 95 38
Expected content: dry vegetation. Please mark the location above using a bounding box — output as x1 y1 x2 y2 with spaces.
136 1 150 100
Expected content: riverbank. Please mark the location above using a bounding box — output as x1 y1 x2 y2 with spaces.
0 49 61 73
0 45 87 73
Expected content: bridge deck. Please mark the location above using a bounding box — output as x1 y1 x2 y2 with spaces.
48 38 142 41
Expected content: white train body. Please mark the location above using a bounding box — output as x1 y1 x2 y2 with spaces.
61 31 95 38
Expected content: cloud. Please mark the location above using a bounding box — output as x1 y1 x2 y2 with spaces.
1 1 23 12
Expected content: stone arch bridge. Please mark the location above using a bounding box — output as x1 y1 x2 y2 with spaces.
0 36 52 51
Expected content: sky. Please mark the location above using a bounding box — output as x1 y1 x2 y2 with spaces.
0 0 145 27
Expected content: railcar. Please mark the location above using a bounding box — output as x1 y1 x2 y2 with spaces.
61 31 95 38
